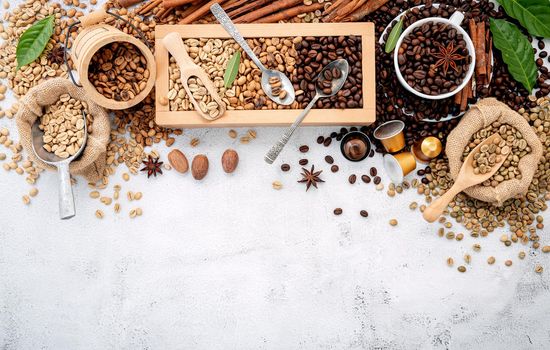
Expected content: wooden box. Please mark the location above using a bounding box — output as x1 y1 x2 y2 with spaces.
155 23 375 128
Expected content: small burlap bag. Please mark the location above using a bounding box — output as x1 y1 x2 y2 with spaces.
446 98 543 206
16 78 110 182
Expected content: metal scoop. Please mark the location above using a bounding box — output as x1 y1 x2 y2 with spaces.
31 112 88 219
423 132 508 223
264 59 349 164
210 3 295 106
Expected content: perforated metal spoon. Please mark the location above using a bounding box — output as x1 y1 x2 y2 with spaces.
210 3 295 106
31 112 87 219
264 59 349 164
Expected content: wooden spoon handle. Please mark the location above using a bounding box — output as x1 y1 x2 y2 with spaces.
422 184 464 223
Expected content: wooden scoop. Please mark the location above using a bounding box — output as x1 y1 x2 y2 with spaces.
423 132 509 223
162 32 226 120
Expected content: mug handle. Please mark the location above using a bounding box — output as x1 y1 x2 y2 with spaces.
449 11 464 26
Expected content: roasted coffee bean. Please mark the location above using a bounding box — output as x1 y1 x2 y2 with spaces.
370 167 377 176
330 132 338 138
299 145 309 153
361 175 371 183
317 136 325 144
299 159 308 166
340 127 348 135
324 137 332 147
281 164 290 172
334 208 343 215
369 149 375 157
331 165 339 173
349 174 357 184
360 210 369 218
325 155 334 164
336 134 343 141
373 176 381 185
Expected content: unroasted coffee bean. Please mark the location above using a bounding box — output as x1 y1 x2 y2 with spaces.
299 159 308 166
334 208 343 215
361 175 371 183
360 210 369 218
323 137 332 147
370 167 377 176
325 155 334 164
299 145 309 153
331 165 339 173
373 176 381 185
348 174 357 184
281 163 290 172
317 136 325 144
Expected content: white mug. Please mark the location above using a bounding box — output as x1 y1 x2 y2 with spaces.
393 12 476 100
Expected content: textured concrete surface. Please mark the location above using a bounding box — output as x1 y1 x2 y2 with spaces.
1 2 550 349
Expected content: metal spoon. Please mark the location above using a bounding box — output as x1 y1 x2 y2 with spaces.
31 111 88 219
210 3 295 106
264 59 349 164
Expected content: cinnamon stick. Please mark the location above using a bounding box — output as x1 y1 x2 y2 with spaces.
179 0 227 24
163 0 196 8
119 0 145 7
460 78 472 112
475 21 487 84
137 0 163 15
255 2 325 23
233 0 302 23
336 0 367 18
486 36 493 84
341 0 390 22
323 0 347 15
227 0 271 18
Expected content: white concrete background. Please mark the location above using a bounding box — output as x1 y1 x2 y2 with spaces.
1 1 550 349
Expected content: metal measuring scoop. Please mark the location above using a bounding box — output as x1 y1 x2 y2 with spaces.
210 3 295 106
264 59 349 164
31 112 88 219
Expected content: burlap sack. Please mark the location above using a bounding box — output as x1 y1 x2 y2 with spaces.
16 78 110 182
446 98 543 206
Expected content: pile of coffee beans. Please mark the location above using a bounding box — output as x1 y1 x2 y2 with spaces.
398 21 471 96
293 36 363 109
315 66 343 95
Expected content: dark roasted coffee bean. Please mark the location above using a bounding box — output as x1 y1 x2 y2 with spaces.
369 149 375 157
299 145 309 153
324 137 332 147
281 164 290 172
417 169 425 176
331 165 339 173
317 136 325 144
373 176 381 185
348 174 357 184
340 127 348 134
360 210 369 218
336 134 343 141
330 131 338 138
370 167 377 176
299 159 308 166
334 208 343 215
350 127 358 132
361 175 371 183
325 155 334 164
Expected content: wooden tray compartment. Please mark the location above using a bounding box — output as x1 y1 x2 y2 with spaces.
155 23 375 128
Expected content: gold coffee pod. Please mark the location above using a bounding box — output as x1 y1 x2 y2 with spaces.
383 151 417 183
373 120 406 153
412 136 443 163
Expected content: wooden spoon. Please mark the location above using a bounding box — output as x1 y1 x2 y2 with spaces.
162 32 226 121
423 132 509 223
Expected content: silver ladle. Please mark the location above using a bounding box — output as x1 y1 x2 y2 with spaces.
210 3 295 106
31 111 88 219
264 59 349 164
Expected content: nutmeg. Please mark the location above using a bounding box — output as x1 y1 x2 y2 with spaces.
168 149 189 174
191 154 209 180
221 149 239 173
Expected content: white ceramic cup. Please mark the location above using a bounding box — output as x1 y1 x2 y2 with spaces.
393 12 475 100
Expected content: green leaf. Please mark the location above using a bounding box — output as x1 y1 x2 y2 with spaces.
496 0 550 37
16 16 55 70
223 51 241 89
490 18 538 92
385 15 405 53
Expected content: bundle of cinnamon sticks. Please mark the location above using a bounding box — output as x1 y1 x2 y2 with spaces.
323 0 389 22
454 19 493 112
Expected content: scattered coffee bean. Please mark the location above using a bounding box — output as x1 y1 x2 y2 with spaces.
281 163 290 172
299 159 309 166
389 219 398 226
361 175 371 183
330 132 338 138
505 260 513 267
373 176 381 185
299 145 309 153
446 257 454 267
325 155 334 164
457 266 466 273
535 265 544 273
369 167 377 176
317 136 325 144
334 208 343 215
487 256 496 265
331 165 339 172
360 210 369 218
348 174 357 184
323 138 332 147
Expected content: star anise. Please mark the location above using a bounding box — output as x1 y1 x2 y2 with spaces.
47 46 65 65
431 42 467 76
298 165 324 191
140 156 163 178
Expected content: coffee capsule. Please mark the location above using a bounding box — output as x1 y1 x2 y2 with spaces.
340 131 372 162
412 136 442 163
383 151 417 183
373 120 406 153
